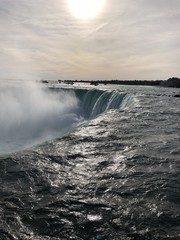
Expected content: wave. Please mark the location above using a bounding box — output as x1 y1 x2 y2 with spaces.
0 83 133 153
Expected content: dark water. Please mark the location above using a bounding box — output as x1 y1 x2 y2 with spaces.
0 83 180 239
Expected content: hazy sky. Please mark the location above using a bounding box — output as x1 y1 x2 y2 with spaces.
0 0 180 80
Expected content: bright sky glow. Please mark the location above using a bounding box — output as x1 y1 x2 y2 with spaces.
0 0 180 80
68 0 106 20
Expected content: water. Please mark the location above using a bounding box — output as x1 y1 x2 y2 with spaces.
0 81 81 153
0 81 180 239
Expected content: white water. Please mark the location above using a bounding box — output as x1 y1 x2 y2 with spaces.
0 82 136 154
0 81 81 153
0 83 180 239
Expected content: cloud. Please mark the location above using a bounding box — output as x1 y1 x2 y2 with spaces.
0 0 179 80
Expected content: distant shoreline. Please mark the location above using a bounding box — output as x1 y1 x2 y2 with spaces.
56 77 180 88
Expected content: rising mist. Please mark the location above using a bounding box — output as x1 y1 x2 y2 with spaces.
0 81 81 153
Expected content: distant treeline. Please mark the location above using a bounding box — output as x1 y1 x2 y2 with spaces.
57 77 180 88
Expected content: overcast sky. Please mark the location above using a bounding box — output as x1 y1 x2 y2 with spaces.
0 0 180 80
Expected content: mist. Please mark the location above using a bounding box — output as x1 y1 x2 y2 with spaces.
0 81 81 153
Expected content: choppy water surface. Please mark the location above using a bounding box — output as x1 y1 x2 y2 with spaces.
0 83 180 239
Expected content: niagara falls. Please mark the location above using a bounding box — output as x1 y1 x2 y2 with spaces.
0 0 180 239
0 80 179 239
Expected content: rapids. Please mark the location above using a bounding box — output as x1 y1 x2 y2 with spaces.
0 82 180 239
0 83 133 153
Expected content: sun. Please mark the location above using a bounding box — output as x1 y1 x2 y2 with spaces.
68 0 106 20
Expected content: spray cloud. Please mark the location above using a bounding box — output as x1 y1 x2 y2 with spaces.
0 81 81 153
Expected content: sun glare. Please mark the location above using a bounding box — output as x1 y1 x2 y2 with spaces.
68 0 106 20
